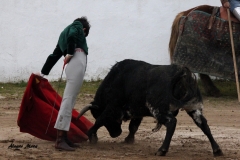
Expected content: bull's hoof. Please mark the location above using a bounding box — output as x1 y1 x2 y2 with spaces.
124 136 134 144
213 148 223 157
89 134 98 144
155 149 167 156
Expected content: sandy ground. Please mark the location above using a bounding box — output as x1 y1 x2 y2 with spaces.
0 95 240 160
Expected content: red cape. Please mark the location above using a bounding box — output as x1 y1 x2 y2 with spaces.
17 73 93 143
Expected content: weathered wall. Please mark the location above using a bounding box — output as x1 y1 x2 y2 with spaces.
0 0 220 82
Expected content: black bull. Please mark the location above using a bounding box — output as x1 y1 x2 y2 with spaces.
77 59 223 157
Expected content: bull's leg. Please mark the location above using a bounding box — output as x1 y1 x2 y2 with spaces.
199 74 220 97
125 118 143 144
87 118 105 144
187 109 223 156
155 114 177 156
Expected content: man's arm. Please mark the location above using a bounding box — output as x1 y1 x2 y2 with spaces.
41 45 63 75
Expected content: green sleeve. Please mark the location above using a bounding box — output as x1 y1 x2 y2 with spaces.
41 45 63 75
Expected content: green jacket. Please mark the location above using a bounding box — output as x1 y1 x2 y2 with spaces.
58 21 88 55
41 21 88 75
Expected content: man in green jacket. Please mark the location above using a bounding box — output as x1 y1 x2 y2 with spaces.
40 16 91 151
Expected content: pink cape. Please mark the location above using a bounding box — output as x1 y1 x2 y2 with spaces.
17 73 93 142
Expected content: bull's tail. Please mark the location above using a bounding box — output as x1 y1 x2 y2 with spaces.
171 66 198 103
181 67 198 101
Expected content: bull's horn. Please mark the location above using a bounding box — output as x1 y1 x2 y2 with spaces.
76 104 92 120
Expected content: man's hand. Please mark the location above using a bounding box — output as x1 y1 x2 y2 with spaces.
35 72 45 78
64 54 73 65
223 2 230 8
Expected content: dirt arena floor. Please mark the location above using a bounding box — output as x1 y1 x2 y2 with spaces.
0 95 240 160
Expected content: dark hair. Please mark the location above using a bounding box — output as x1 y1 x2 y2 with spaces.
74 16 91 37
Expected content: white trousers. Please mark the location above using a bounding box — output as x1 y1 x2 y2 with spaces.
54 49 87 131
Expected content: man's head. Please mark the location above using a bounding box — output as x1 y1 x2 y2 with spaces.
74 16 91 37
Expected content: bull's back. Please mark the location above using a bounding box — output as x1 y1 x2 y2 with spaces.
110 59 183 88
95 59 185 99
111 60 183 99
